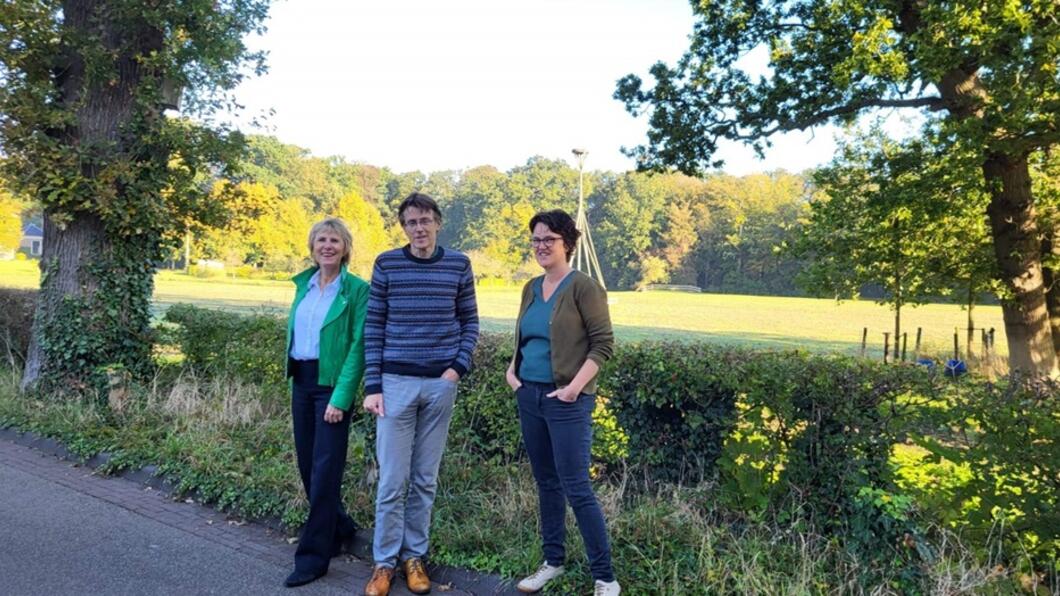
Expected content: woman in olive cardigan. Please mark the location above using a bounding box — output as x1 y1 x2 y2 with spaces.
505 210 620 596
283 218 370 588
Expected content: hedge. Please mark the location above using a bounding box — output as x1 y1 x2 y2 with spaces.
158 304 1060 568
160 305 916 520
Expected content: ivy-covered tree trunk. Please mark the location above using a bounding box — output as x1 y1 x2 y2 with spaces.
22 215 156 391
3 1 271 393
20 1 163 391
983 153 1060 377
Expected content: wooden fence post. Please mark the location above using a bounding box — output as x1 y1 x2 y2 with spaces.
860 327 868 358
914 327 922 360
953 331 959 360
883 332 890 363
901 333 908 362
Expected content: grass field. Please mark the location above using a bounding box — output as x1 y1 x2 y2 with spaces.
0 259 1007 358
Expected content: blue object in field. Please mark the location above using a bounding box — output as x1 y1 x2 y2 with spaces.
916 358 936 372
944 359 967 377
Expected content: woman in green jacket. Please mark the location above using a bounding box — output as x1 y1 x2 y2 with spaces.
505 210 620 596
284 217 370 588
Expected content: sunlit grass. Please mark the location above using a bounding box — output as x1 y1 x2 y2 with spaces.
1 259 1008 358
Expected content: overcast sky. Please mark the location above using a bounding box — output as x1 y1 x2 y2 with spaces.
232 0 846 175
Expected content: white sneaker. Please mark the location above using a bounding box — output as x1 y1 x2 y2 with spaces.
594 579 621 595
517 563 565 593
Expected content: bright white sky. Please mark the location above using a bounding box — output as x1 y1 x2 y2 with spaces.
233 0 844 175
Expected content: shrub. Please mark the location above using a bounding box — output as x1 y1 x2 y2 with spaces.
447 333 522 462
732 354 927 516
601 342 741 485
714 353 935 589
162 304 286 386
0 288 36 365
910 376 1060 565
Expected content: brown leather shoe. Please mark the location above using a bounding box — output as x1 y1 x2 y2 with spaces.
364 565 393 596
403 558 431 594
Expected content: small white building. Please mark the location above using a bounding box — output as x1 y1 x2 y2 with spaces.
20 223 43 256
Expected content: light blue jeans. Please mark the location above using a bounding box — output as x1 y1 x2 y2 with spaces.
372 373 457 567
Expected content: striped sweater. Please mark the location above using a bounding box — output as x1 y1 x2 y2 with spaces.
364 245 479 395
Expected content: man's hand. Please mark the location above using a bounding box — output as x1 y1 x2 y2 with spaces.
363 393 385 417
324 404 345 424
441 368 461 383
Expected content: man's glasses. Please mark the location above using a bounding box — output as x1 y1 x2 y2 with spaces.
402 217 436 229
530 236 563 248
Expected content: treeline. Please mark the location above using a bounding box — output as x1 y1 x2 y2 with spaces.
185 135 811 293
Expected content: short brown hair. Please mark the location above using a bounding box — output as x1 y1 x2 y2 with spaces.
529 209 580 262
397 193 442 225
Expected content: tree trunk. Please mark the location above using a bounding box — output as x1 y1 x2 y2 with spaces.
21 214 112 391
1042 230 1060 357
894 301 901 363
983 153 1060 377
967 283 975 360
20 0 163 391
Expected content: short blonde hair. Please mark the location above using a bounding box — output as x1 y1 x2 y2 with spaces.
307 218 353 266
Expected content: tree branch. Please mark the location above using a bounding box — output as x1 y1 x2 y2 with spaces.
765 96 946 135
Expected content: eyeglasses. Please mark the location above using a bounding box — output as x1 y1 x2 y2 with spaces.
402 217 436 229
530 236 563 248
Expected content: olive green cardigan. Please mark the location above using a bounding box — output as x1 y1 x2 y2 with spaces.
512 271 614 394
285 266 370 411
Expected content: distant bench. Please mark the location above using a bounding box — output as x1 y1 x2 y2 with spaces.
637 284 702 293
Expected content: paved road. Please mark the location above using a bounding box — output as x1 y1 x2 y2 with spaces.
0 438 466 596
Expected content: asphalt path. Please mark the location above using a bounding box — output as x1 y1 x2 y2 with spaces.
0 438 452 596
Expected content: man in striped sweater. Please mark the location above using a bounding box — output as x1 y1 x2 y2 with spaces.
361 193 479 596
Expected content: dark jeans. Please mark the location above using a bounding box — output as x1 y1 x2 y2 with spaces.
516 380 614 582
290 359 357 574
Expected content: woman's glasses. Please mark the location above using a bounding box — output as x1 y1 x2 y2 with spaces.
530 236 562 248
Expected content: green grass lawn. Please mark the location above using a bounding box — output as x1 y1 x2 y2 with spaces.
0 259 1007 358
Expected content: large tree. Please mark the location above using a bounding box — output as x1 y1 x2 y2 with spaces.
0 1 271 391
616 0 1060 376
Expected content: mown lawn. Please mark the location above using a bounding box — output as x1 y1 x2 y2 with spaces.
0 259 1008 358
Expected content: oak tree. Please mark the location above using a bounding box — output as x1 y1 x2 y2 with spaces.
0 1 271 390
617 0 1060 376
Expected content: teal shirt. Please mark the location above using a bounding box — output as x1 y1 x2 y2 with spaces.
518 273 575 383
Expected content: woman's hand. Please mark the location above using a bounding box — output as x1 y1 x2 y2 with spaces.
505 363 522 391
324 404 345 424
363 393 385 417
547 385 580 403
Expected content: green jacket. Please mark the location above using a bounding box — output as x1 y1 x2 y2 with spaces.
513 271 614 394
286 266 370 411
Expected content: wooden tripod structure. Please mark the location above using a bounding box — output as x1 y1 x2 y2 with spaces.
571 149 606 289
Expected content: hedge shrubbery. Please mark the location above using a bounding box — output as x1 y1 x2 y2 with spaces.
908 377 1060 563
158 304 1059 574
161 306 909 511
164 304 286 385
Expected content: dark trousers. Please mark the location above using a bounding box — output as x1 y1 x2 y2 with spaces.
291 359 357 574
516 380 614 582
